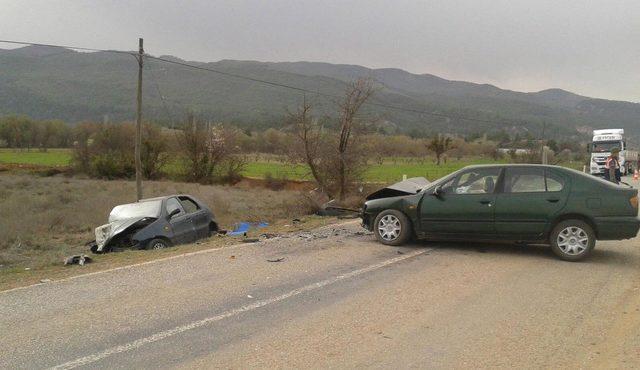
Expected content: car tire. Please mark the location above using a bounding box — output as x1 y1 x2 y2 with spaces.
374 210 412 246
146 238 170 250
550 219 595 261
208 222 219 237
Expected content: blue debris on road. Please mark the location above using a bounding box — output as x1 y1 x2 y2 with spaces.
228 222 269 236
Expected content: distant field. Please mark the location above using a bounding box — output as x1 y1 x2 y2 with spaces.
0 148 72 166
0 148 584 183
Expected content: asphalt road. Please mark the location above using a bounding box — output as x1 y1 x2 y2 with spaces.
1 221 639 369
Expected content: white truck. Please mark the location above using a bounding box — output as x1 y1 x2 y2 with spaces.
589 129 638 177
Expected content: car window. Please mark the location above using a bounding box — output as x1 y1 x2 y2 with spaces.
504 168 546 193
179 197 200 214
443 168 501 194
546 171 564 192
166 197 185 217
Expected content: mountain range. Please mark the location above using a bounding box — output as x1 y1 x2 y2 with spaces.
1 45 639 140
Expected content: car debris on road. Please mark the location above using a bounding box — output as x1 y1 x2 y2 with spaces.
64 254 93 266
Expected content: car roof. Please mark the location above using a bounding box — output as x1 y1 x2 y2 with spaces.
137 194 195 203
461 163 566 170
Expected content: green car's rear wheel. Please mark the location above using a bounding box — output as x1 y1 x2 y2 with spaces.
550 220 595 261
374 210 412 246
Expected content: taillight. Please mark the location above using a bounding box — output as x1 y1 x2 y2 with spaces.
630 194 638 209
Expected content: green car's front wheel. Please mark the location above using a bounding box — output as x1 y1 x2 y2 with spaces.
374 210 412 246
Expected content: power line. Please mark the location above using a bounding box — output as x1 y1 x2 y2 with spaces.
145 63 177 128
0 39 135 56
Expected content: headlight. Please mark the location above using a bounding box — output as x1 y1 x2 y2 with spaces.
95 223 112 247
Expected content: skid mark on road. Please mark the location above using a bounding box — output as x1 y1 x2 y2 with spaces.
50 248 432 370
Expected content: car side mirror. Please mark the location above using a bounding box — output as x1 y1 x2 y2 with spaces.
431 185 443 197
168 208 181 219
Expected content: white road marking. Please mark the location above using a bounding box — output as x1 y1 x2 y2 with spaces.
0 242 247 295
50 248 431 370
1 221 362 295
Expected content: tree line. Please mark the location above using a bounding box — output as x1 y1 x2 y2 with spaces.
0 78 588 200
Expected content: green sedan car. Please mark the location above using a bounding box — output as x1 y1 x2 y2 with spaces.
361 164 640 261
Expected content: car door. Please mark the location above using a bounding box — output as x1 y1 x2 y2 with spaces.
493 167 568 239
165 197 196 244
420 167 502 235
178 196 209 239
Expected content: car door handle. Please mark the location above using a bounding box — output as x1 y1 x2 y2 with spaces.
547 198 560 203
479 200 492 205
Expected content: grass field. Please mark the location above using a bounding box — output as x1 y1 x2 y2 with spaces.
0 148 72 166
0 148 585 183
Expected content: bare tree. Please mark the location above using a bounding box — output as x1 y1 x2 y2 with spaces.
336 78 375 200
427 134 453 165
287 97 326 190
288 78 375 200
179 115 234 183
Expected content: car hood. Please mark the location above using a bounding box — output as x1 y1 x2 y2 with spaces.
366 177 430 200
95 217 151 252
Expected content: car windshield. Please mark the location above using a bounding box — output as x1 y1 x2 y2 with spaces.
108 199 162 222
592 141 621 153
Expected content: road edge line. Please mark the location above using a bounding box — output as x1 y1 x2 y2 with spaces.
50 247 431 370
1 220 360 295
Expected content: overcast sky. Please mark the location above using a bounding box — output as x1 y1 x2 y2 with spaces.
1 0 639 101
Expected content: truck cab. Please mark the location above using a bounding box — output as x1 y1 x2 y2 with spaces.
589 129 634 176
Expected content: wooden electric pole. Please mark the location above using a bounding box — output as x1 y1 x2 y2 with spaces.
135 38 144 201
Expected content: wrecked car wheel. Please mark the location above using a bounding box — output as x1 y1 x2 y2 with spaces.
147 238 170 250
374 210 412 246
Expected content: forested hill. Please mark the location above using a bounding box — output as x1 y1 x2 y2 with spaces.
1 45 639 139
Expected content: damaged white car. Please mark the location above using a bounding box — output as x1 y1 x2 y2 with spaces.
91 195 218 253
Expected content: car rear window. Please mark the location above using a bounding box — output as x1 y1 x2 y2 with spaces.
504 168 546 193
546 171 564 192
504 168 565 193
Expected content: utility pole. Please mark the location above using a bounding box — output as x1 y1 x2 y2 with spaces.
540 121 547 164
135 38 144 201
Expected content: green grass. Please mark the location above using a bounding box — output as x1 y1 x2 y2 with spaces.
0 148 72 166
0 149 585 183
242 161 310 180
363 158 507 183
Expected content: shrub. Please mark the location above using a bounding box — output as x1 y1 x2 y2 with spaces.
72 122 168 180
215 154 248 185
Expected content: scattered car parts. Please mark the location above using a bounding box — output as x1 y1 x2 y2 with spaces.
64 254 93 266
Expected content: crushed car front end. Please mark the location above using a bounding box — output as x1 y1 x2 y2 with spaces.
93 217 160 253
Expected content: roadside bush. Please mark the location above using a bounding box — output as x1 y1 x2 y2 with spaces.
91 152 135 179
71 122 100 173
179 116 246 184
72 122 169 179
141 124 170 179
89 123 135 178
215 154 248 184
